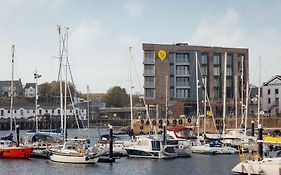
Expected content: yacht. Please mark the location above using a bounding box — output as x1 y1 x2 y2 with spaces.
125 136 177 159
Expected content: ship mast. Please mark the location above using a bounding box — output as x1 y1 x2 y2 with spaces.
10 45 15 133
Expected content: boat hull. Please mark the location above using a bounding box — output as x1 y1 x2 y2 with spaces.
232 158 281 175
0 147 33 159
50 153 98 164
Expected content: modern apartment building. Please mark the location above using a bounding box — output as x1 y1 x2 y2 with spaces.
143 43 249 117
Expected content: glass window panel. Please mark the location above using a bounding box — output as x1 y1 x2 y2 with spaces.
214 67 220 76
144 65 154 75
176 88 188 98
169 53 174 63
227 54 233 65
214 54 221 65
144 51 154 64
176 77 189 86
200 53 208 65
170 76 174 86
145 77 154 87
226 67 232 76
145 89 154 98
176 53 189 63
170 65 174 75
201 66 208 76
176 65 189 75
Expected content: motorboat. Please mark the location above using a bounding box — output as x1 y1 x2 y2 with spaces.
232 157 281 175
0 140 33 159
124 136 177 159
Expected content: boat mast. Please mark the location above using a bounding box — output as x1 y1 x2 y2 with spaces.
244 81 249 135
203 75 207 135
87 85 90 130
58 25 64 137
235 76 238 131
240 56 244 128
222 52 227 135
195 52 200 137
165 75 168 124
257 57 261 125
10 45 15 133
129 47 134 137
63 27 69 142
34 69 41 133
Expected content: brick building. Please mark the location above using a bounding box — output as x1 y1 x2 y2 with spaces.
143 43 249 118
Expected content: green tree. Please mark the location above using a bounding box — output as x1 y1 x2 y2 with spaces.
105 86 129 107
38 81 77 104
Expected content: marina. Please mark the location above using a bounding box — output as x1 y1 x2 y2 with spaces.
0 128 241 175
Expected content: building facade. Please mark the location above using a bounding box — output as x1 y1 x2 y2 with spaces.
0 106 87 120
143 43 249 118
261 75 281 116
0 79 24 97
24 83 36 98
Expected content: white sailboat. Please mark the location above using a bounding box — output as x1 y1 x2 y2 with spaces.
49 26 104 164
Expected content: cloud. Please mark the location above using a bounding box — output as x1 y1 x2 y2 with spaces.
189 8 281 85
70 19 104 49
191 8 242 47
124 0 143 18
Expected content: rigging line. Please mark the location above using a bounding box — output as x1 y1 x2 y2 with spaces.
197 59 219 134
131 52 143 94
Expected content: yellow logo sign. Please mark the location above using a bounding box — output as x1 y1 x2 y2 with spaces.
158 50 166 60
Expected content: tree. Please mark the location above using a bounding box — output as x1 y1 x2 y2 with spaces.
38 81 77 104
104 86 129 107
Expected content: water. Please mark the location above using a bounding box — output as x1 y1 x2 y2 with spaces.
0 129 240 175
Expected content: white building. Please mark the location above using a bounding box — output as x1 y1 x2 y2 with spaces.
261 75 281 116
24 83 36 98
0 106 87 120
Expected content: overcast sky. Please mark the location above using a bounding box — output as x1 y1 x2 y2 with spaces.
0 0 280 94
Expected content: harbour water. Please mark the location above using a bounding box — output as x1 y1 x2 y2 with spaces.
0 129 240 175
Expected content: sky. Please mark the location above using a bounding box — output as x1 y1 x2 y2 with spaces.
0 0 280 94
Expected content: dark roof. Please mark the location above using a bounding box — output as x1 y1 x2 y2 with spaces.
263 75 281 86
24 83 36 89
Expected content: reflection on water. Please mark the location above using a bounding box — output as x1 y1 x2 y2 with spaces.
0 129 240 175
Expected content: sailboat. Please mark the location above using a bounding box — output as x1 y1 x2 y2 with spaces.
0 45 33 159
49 26 104 164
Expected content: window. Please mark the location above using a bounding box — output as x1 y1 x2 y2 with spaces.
20 109 23 116
214 67 220 76
214 87 221 99
214 77 221 87
268 89 271 95
145 77 154 88
227 54 233 65
145 89 154 98
275 98 279 105
226 78 233 87
176 65 189 75
170 76 174 86
8 110 10 114
0 110 3 116
169 53 174 63
170 88 174 98
58 109 60 114
201 66 208 76
170 64 174 75
175 53 189 63
176 88 188 98
151 141 161 151
214 54 221 65
238 54 244 76
176 77 189 86
268 98 271 104
39 109 42 115
226 67 232 76
275 89 279 94
200 53 208 65
144 65 154 75
144 51 154 64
